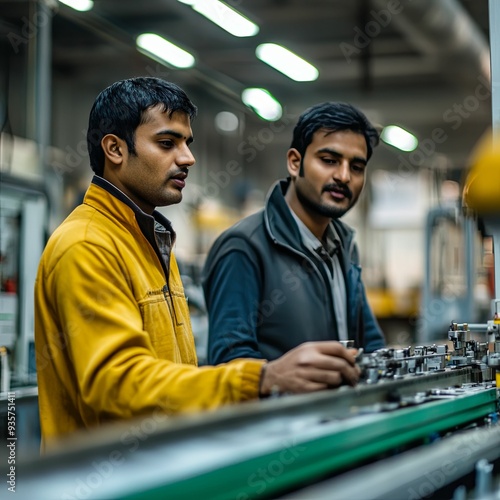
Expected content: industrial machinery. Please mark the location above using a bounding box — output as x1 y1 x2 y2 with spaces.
419 203 480 343
1 333 497 500
0 173 48 387
0 174 47 464
462 132 500 391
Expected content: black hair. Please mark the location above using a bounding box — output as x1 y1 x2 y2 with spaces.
290 102 379 161
87 77 198 176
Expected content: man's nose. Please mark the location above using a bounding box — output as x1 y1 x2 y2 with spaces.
178 145 195 167
333 161 350 183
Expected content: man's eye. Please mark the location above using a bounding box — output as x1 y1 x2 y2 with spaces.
322 157 338 165
352 164 365 173
159 140 174 148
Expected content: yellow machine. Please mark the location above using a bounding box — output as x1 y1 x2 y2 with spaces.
463 133 500 215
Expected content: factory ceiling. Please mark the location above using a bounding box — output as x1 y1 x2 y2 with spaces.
0 0 493 179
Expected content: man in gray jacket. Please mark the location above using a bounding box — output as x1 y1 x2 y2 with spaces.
203 102 385 364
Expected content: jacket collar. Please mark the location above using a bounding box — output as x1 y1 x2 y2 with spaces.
90 176 176 245
264 179 305 249
86 176 175 278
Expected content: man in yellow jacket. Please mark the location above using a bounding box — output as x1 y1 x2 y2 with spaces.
34 77 360 451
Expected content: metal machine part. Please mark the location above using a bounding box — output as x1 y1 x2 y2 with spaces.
338 340 356 349
448 322 489 379
358 345 449 384
444 319 500 388
487 302 500 382
356 322 498 388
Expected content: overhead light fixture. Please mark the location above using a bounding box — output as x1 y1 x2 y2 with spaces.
215 111 239 133
381 125 418 152
256 43 319 82
58 0 94 11
242 88 282 121
177 0 259 37
136 33 195 69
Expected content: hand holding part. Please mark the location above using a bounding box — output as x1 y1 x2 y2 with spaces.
259 341 360 396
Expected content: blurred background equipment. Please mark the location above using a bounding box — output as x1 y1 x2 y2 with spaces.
418 201 479 342
463 132 500 386
0 174 47 461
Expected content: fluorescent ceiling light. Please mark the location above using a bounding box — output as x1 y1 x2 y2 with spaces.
59 0 93 11
381 125 418 152
242 88 282 121
215 111 239 133
178 0 259 37
256 43 319 82
136 33 195 69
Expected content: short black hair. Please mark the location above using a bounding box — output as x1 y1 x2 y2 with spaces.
290 102 379 160
87 77 198 176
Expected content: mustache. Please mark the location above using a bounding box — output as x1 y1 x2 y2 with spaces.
323 183 353 199
170 168 189 179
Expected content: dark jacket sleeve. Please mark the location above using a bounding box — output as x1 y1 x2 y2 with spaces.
203 247 265 364
359 283 385 353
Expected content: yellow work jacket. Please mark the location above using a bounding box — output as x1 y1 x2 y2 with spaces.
35 177 263 450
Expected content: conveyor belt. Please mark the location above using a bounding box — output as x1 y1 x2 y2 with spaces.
284 423 500 500
5 367 498 500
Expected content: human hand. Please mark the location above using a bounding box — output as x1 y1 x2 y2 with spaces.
259 341 360 396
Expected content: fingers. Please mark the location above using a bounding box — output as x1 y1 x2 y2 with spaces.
262 341 361 395
311 343 360 386
293 341 358 368
290 380 330 393
295 367 343 387
261 364 340 394
291 341 357 368
296 353 359 386
316 358 359 386
264 364 355 395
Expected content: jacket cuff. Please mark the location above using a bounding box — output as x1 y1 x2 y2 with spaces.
236 359 267 401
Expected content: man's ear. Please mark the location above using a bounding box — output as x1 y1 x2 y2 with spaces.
101 134 125 166
287 148 302 179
